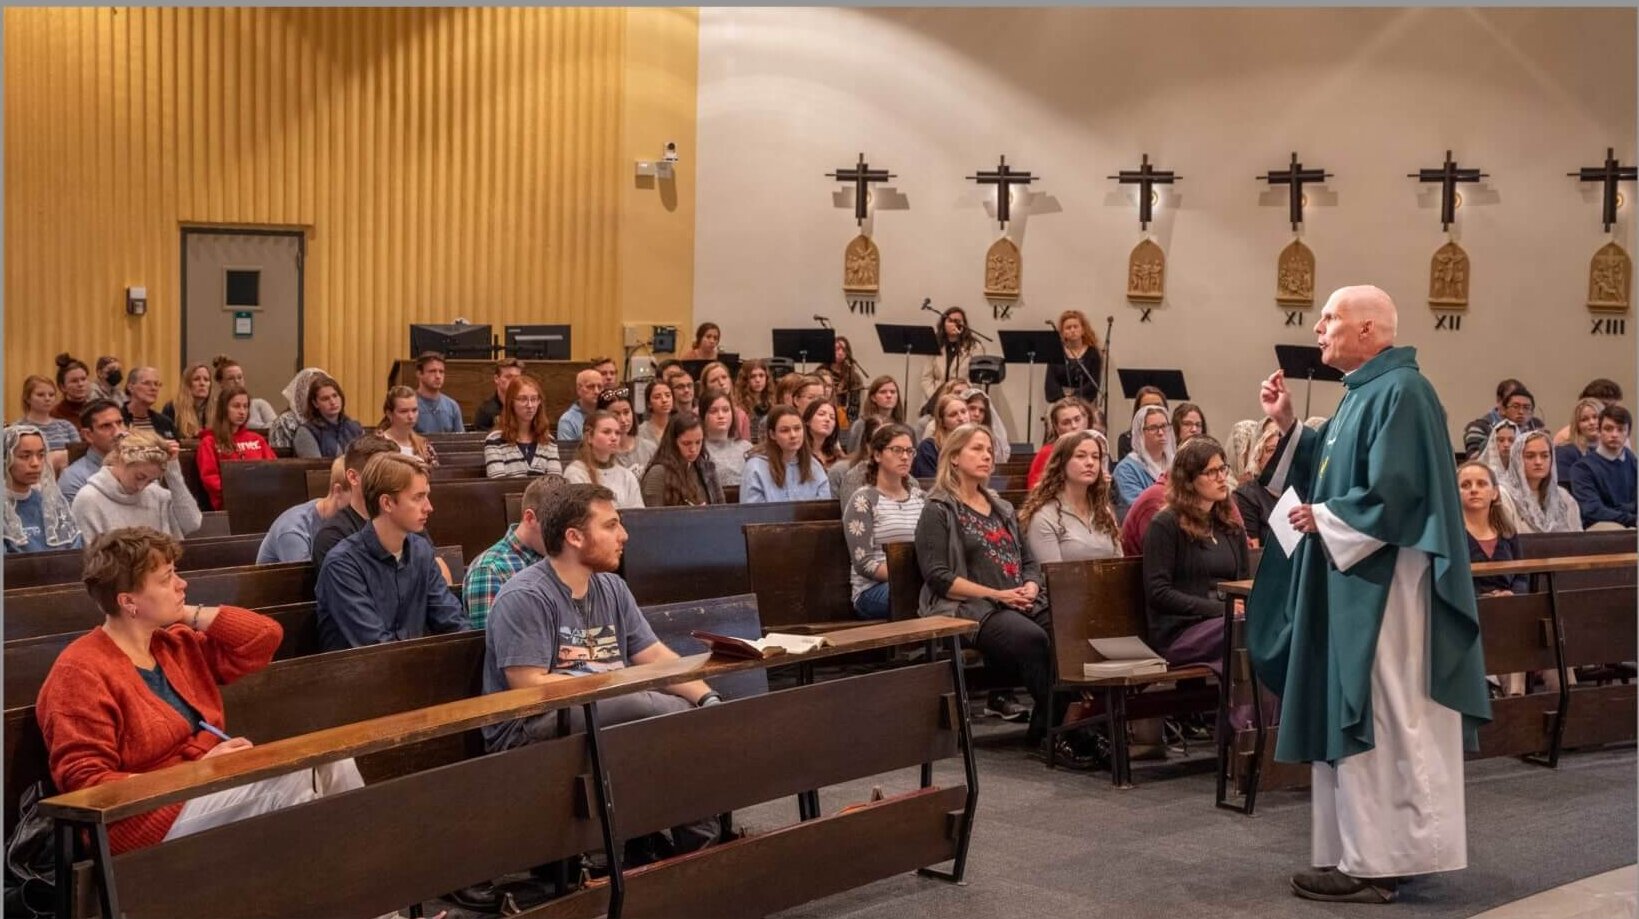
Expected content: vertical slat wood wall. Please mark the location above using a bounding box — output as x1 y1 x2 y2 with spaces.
5 7 629 408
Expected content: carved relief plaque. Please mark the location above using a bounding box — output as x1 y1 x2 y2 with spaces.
1126 238 1165 302
1588 241 1631 313
1428 240 1469 309
842 234 880 295
984 237 1021 300
1276 239 1315 307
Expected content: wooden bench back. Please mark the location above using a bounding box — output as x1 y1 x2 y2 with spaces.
4 532 265 590
743 521 855 630
423 478 532 561
1519 530 1635 589
104 660 959 919
195 511 232 537
220 459 334 534
885 541 923 622
1041 558 1148 682
620 500 841 605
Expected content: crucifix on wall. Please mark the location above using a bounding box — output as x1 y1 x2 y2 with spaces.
827 153 897 315
1570 148 1636 313
967 155 1036 314
1408 150 1488 312
1110 154 1179 308
1259 152 1331 311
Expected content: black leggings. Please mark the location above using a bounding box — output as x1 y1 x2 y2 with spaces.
975 606 1056 743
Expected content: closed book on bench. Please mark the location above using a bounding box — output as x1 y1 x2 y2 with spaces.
1084 636 1168 678
692 631 833 661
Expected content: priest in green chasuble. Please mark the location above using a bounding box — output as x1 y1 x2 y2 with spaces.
1247 285 1491 904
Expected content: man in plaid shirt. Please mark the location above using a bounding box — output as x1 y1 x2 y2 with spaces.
462 478 555 628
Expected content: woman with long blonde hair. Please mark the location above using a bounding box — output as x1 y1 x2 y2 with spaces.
1019 430 1119 562
912 393 970 478
163 362 214 440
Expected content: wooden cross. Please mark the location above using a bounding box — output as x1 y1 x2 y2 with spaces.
827 153 895 225
1568 148 1637 232
967 155 1037 228
1109 154 1179 230
1260 152 1332 231
1407 150 1486 231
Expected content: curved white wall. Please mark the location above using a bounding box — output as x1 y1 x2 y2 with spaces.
695 7 1635 443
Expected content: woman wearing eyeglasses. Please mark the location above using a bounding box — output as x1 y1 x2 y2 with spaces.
482 375 563 480
841 424 924 619
1141 437 1248 674
1112 404 1175 513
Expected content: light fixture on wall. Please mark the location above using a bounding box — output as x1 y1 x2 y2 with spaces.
636 142 680 180
126 286 148 316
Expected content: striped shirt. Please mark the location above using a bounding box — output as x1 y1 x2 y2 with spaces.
843 484 926 601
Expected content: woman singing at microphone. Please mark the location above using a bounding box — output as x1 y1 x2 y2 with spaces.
919 306 985 415
1045 309 1102 406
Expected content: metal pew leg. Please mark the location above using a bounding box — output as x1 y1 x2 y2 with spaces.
796 662 822 821
919 635 980 885
582 702 626 919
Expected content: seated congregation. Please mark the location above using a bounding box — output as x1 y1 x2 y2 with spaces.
5 331 1634 916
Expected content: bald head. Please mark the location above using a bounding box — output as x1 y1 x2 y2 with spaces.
574 369 604 410
1316 285 1399 372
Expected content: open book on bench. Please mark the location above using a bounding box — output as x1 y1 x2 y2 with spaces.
691 630 833 660
1084 636 1168 678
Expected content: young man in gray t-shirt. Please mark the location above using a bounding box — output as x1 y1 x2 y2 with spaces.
482 482 722 852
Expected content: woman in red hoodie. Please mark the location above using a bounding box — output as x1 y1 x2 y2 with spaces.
195 383 276 510
35 527 363 853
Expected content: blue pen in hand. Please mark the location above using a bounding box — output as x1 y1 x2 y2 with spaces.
197 721 234 742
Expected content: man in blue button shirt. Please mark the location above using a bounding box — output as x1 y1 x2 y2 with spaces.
315 452 466 651
555 368 604 442
412 352 466 434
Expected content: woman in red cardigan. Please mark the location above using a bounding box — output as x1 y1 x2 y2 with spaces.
35 526 362 853
196 383 276 510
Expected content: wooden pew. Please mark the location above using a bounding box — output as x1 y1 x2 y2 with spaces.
302 465 487 500
5 533 265 591
39 617 977 919
620 501 840 606
1218 552 1638 813
6 595 770 852
220 459 334 535
424 479 532 561
743 521 856 631
195 511 232 537
1519 529 1635 589
4 547 466 642
1041 558 1219 786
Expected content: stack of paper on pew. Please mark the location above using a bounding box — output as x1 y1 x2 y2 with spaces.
691 630 833 661
1084 636 1168 678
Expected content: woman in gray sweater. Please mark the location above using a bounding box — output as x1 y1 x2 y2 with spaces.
69 429 203 542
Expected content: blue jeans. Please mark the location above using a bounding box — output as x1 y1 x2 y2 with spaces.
853 581 891 619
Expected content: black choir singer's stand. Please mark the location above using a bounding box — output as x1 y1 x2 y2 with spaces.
772 329 836 374
1274 345 1344 420
874 324 941 404
999 330 1064 443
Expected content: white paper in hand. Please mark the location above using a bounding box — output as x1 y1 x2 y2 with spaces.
1269 487 1305 558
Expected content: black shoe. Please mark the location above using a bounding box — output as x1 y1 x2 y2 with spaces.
445 881 504 913
1041 734 1106 771
985 691 1032 722
1290 867 1397 903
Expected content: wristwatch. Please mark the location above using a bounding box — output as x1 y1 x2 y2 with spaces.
696 692 724 707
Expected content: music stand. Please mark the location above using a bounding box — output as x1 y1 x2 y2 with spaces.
1274 345 1344 419
999 330 1064 443
874 324 942 400
1117 369 1190 403
772 329 836 373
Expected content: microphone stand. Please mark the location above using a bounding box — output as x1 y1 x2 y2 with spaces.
1100 316 1114 424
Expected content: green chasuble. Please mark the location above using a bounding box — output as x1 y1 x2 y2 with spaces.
1247 346 1491 764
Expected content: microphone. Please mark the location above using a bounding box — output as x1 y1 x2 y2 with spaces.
919 298 938 315
1044 320 1057 331
813 314 832 328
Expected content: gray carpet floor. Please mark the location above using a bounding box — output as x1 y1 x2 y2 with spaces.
753 727 1636 919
